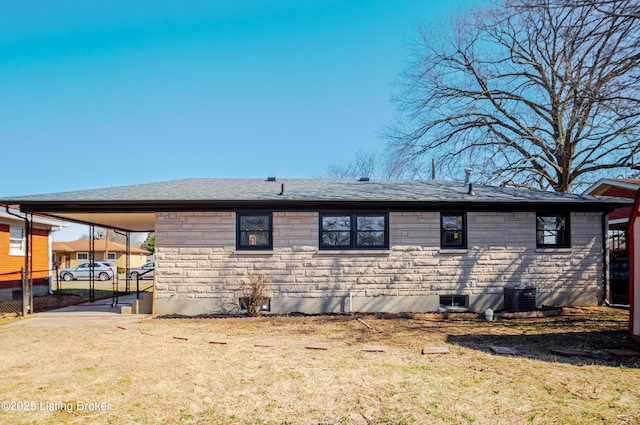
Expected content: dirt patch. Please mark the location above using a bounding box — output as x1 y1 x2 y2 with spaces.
0 306 638 424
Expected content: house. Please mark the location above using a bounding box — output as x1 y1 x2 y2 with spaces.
0 178 632 316
584 179 640 304
585 178 640 227
52 240 150 271
0 208 67 310
629 189 640 338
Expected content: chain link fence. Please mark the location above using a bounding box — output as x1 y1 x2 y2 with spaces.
0 270 23 314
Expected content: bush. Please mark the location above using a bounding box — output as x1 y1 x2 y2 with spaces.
239 273 271 317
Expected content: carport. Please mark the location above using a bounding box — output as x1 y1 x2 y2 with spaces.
2 201 156 315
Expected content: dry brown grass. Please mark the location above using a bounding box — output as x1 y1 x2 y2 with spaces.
0 307 639 425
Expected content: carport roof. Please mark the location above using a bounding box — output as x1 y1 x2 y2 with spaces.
0 178 632 232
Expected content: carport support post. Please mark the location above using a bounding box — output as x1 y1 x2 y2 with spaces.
89 225 95 303
126 232 130 295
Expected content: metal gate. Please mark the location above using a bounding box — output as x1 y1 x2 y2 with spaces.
609 228 629 305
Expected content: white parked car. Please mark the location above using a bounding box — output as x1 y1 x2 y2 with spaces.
127 261 155 280
59 262 116 281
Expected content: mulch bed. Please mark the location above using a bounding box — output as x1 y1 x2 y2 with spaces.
153 306 564 322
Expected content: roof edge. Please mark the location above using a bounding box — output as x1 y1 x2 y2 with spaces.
584 178 640 196
9 198 631 214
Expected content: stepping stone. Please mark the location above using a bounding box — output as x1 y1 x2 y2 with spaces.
173 335 197 341
209 338 235 345
117 324 139 330
361 345 387 352
255 339 283 347
550 348 589 357
490 345 519 355
305 342 332 350
605 349 640 357
422 346 450 355
141 329 164 336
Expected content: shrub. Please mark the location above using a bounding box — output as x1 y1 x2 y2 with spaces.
239 273 271 317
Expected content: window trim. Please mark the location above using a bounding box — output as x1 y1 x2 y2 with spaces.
76 252 89 261
236 212 273 250
319 212 389 250
440 212 467 250
536 212 570 248
9 226 25 256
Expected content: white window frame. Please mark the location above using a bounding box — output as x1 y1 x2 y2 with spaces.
76 252 89 261
9 226 25 256
107 252 116 261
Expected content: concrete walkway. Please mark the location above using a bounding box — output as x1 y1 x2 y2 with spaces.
4 293 148 327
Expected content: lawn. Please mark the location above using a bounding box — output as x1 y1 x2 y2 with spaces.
0 307 638 425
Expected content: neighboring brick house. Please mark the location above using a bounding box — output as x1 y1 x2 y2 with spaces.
0 208 66 300
0 178 632 315
585 178 640 226
584 179 640 305
52 240 150 271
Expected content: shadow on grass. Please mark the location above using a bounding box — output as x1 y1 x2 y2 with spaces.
54 289 117 299
446 329 640 368
54 282 152 299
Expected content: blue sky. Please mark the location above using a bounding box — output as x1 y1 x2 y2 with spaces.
1 0 486 198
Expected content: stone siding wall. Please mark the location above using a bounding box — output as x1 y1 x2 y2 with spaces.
154 211 604 314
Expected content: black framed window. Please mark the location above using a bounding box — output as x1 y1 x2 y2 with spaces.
441 213 466 249
536 213 570 248
237 213 273 250
440 295 468 308
320 213 388 249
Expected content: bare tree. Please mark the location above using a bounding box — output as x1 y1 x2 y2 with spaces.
323 148 432 180
325 149 379 179
79 227 146 248
387 0 640 192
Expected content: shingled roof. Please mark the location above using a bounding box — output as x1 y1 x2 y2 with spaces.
0 178 631 213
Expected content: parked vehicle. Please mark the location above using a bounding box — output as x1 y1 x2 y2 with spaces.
59 262 116 281
127 261 155 280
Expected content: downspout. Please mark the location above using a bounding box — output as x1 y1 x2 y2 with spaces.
602 211 609 305
629 189 640 337
4 206 24 221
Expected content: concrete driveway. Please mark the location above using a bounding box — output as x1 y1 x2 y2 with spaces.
3 293 148 328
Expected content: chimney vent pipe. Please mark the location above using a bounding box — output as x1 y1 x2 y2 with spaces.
464 168 472 185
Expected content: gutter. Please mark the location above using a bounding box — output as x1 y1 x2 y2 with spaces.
9 198 632 214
